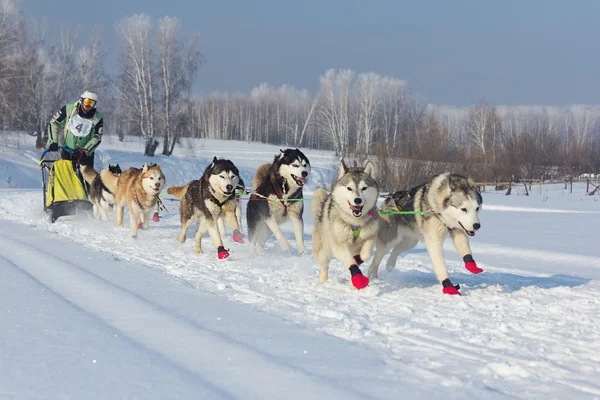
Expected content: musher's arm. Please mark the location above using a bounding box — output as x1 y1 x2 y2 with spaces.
83 117 103 154
48 106 67 145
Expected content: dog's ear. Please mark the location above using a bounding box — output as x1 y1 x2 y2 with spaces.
279 149 285 160
210 157 217 169
363 161 375 179
142 163 148 173
467 177 476 188
339 159 348 179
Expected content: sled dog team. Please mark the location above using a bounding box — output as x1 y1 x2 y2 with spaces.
82 148 483 295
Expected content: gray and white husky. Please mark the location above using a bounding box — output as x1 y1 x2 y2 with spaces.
367 173 483 295
312 160 379 289
81 164 122 221
246 148 311 254
167 157 242 259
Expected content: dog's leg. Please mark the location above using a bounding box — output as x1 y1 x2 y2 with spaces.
450 229 483 274
99 204 109 221
332 242 369 289
449 229 472 258
423 230 450 283
194 219 208 254
368 238 392 279
359 238 375 265
116 205 124 227
264 217 290 252
207 223 224 250
141 210 151 229
289 214 305 254
177 216 195 243
92 203 99 218
235 200 243 234
217 216 226 240
128 209 139 238
312 226 331 282
386 237 418 270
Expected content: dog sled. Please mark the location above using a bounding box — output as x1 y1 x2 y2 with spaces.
40 146 93 223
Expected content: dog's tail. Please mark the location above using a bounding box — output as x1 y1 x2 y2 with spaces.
80 165 98 185
167 184 189 199
252 163 271 192
99 169 119 194
311 187 329 220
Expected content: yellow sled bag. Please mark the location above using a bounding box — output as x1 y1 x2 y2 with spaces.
46 160 87 207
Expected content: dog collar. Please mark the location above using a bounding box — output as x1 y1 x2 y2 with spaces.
209 188 234 208
135 194 145 210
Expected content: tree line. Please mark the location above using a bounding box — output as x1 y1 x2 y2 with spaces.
1 1 598 189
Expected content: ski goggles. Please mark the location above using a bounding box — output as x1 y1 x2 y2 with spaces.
81 98 97 108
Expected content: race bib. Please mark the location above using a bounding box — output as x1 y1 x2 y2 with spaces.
67 114 93 137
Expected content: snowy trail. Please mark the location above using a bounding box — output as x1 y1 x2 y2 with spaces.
1 189 599 399
1 140 599 399
0 223 409 400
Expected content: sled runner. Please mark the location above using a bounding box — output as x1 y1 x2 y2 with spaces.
40 146 93 223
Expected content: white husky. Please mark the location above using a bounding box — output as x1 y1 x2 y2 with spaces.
367 173 483 295
312 160 379 289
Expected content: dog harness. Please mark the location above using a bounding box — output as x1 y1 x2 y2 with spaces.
349 209 377 241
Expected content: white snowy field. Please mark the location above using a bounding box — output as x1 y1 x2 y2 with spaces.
1 132 600 399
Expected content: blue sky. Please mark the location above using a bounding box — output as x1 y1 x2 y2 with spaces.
22 0 600 106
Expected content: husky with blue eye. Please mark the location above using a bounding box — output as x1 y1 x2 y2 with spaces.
246 148 311 254
167 157 241 260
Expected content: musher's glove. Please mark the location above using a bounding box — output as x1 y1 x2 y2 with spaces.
48 143 59 152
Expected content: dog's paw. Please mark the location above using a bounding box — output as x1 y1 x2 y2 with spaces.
351 273 369 289
217 246 229 259
152 212 160 223
297 245 306 255
442 279 461 295
465 261 483 274
137 222 143 230
464 255 483 274
232 229 244 244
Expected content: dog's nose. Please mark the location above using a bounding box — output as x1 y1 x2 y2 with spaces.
226 184 233 191
473 223 481 231
354 198 362 205
301 171 308 177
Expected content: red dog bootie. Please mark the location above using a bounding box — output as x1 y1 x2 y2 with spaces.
350 265 369 289
232 229 245 244
217 246 230 260
464 254 483 274
442 279 461 295
152 212 160 223
137 222 143 229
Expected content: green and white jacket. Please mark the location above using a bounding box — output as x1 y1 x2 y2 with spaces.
48 102 104 154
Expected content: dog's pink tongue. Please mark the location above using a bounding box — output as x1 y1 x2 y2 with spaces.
349 204 361 211
465 261 483 274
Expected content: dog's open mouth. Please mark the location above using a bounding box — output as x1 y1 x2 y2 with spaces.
291 174 306 186
223 190 234 196
459 222 476 237
348 202 363 217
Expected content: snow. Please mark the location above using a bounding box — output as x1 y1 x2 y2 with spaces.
1 132 599 399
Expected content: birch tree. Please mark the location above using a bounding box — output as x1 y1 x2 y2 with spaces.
156 16 202 155
317 68 354 157
116 14 157 156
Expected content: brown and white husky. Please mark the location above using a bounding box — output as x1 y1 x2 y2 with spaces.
114 163 165 237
